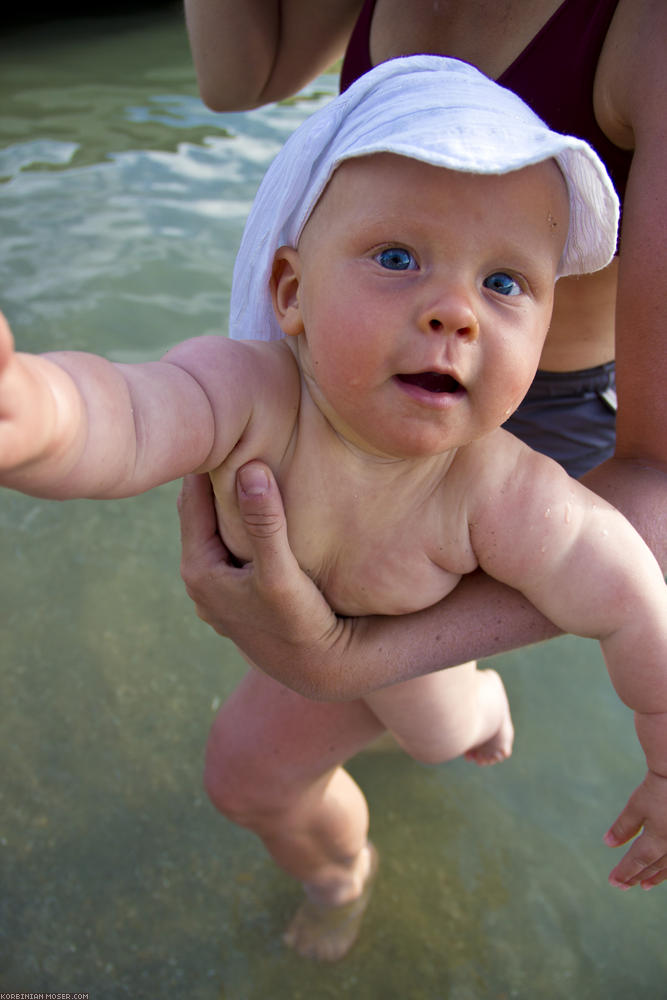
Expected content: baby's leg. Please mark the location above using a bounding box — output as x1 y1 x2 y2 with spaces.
204 667 384 960
365 663 513 766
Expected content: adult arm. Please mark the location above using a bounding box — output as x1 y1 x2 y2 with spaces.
582 0 667 567
586 38 667 883
184 0 362 110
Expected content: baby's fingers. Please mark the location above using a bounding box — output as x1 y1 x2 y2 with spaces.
605 775 667 890
638 867 667 890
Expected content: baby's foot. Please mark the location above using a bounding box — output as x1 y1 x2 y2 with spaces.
283 843 379 961
464 669 514 766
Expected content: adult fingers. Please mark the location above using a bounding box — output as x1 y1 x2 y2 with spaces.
177 473 232 605
177 472 219 548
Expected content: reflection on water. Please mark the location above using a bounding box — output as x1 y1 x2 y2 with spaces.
1 8 666 998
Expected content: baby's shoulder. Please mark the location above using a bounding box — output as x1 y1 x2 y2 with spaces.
451 427 530 487
453 428 575 519
232 337 300 386
235 339 302 440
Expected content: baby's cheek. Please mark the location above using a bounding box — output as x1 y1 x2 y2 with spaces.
489 364 533 421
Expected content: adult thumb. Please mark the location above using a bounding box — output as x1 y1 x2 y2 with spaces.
237 460 285 533
236 461 296 583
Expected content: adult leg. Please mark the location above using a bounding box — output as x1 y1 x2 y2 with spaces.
204 666 384 959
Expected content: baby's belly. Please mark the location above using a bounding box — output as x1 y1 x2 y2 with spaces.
318 558 464 617
216 498 464 617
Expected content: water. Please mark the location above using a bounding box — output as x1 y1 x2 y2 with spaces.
1 8 666 997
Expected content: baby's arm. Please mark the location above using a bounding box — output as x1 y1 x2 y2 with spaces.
581 546 667 891
0 311 277 499
470 437 667 889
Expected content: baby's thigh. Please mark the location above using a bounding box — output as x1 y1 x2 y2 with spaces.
206 666 385 798
364 662 480 764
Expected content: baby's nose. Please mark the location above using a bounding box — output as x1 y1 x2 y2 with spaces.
422 296 479 340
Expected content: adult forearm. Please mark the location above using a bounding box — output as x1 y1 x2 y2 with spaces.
225 565 562 702
318 570 560 700
581 457 667 571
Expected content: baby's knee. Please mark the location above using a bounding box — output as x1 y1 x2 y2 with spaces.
395 714 482 765
204 745 264 825
203 730 292 830
400 738 461 767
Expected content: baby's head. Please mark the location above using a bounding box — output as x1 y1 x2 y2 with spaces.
269 151 576 456
229 55 619 344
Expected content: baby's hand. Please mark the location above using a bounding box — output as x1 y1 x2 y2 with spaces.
604 770 667 889
0 311 64 480
0 309 14 372
0 311 25 462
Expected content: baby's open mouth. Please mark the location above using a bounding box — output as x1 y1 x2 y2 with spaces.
397 372 463 393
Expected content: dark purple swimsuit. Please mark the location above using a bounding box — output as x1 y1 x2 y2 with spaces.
340 0 631 202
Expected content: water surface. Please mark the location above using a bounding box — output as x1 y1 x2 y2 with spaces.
1 8 665 997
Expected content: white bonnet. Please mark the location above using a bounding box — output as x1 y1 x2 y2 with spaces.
230 55 619 342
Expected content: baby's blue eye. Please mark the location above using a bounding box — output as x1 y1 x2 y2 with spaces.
376 247 416 271
483 272 521 296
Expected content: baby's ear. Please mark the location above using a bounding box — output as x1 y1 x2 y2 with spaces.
270 246 304 337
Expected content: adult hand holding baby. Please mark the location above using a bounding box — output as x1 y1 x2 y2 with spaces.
178 465 359 699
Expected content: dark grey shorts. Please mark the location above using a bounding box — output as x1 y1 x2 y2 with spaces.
502 362 616 479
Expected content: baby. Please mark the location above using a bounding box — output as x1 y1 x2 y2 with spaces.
1 56 666 911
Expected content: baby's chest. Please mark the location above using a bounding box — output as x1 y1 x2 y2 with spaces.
276 479 476 616
211 439 477 618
